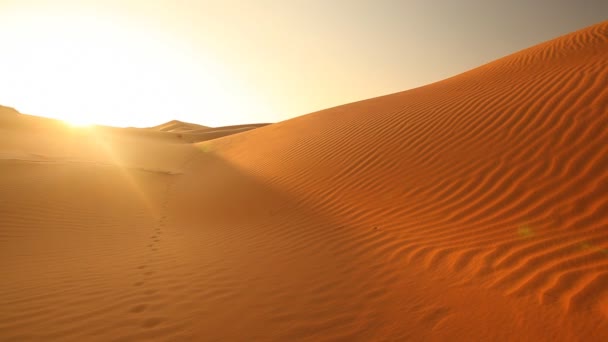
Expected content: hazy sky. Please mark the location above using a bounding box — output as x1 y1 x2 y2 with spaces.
0 1 606 127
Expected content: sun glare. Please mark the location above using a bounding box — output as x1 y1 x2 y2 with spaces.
0 5 267 127
63 116 93 128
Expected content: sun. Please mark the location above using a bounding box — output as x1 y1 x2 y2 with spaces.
63 116 94 128
0 7 267 128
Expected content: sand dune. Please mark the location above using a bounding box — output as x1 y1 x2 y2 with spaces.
151 119 211 132
150 120 270 143
1 21 607 341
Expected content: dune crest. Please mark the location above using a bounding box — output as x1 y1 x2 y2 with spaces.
150 119 271 142
1 21 607 341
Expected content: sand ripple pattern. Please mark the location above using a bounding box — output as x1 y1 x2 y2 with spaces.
211 21 608 317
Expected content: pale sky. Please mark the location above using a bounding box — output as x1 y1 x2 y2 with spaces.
0 0 606 127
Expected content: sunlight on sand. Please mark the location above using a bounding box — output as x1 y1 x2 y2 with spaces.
62 117 94 128
86 127 162 219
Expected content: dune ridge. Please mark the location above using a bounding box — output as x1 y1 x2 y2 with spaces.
1 21 607 341
192 21 608 337
150 120 271 143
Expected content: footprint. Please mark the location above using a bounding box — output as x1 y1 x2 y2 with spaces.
141 317 164 328
137 265 147 270
130 304 148 313
134 281 145 287
419 306 452 330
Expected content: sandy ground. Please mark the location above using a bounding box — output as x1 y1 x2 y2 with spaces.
1 21 607 341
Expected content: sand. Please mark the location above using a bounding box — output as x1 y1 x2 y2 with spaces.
1 21 607 341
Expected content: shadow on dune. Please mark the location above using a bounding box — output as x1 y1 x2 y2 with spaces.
158 145 407 341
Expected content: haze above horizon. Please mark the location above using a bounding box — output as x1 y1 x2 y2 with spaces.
0 0 606 127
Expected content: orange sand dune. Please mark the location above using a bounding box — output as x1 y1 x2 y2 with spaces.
1 21 607 341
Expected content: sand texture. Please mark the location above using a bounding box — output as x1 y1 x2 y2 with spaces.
1 21 607 341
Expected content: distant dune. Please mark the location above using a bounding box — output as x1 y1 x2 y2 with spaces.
149 120 270 143
150 119 211 132
1 21 607 341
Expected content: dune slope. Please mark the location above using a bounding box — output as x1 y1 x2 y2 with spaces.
1 21 607 341
150 120 270 143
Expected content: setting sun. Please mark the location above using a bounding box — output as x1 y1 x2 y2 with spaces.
0 3 268 127
62 116 93 128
